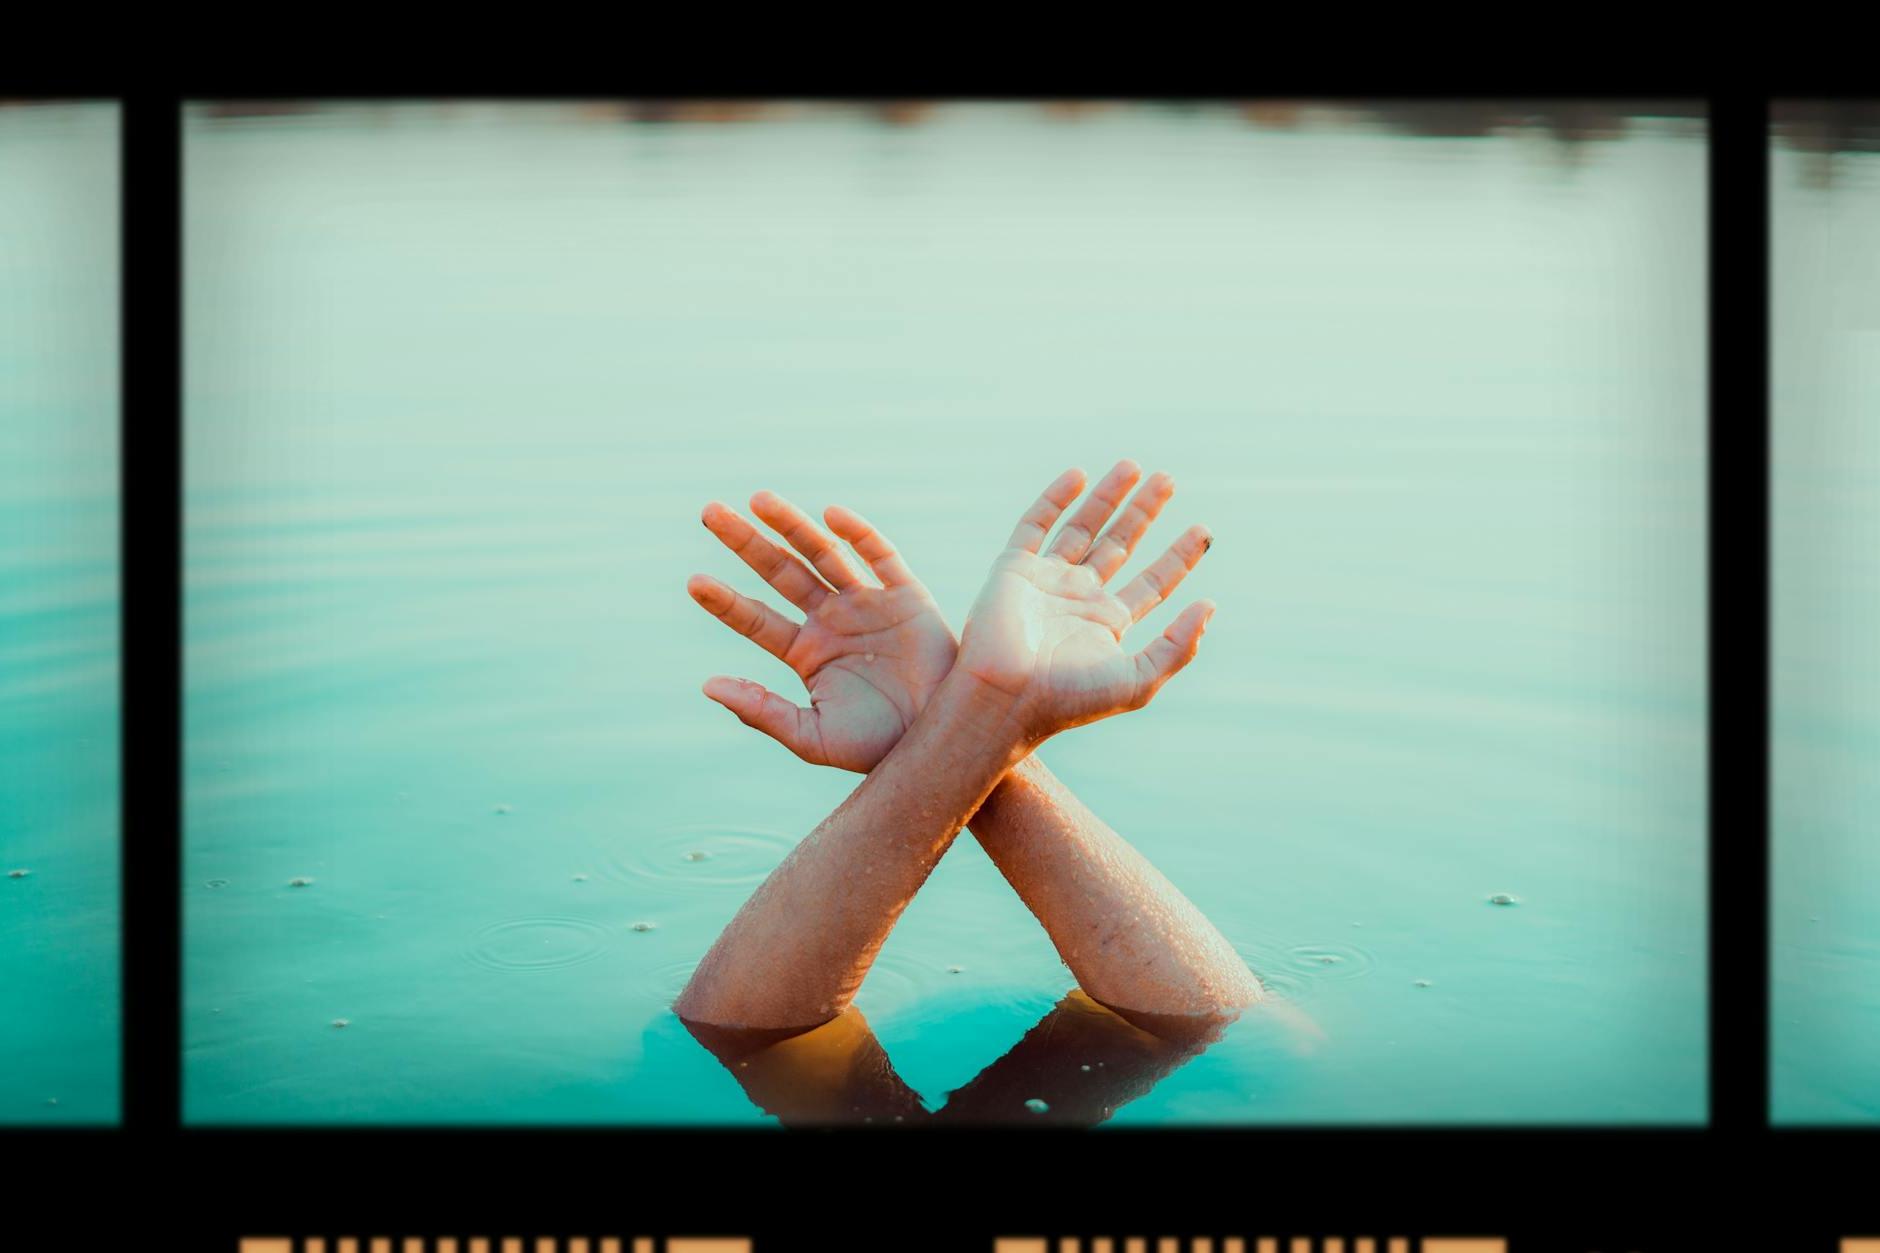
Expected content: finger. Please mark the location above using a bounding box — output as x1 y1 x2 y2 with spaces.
1004 467 1088 554
1130 599 1214 707
751 490 866 591
1083 470 1175 583
702 501 830 612
824 504 918 588
1116 523 1213 622
701 675 828 765
1046 459 1141 564
687 573 800 662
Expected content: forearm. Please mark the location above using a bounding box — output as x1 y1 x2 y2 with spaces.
675 670 1031 1030
966 756 1261 1020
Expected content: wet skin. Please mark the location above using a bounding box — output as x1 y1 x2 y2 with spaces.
674 462 1262 1035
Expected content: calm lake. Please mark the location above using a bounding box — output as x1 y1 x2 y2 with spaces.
1772 125 1880 1124
184 102 1707 1125
0 101 120 1124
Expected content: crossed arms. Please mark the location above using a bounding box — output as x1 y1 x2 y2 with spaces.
672 460 1263 1034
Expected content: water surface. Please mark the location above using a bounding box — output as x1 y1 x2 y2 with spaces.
184 102 1706 1124
0 101 120 1124
1772 124 1880 1123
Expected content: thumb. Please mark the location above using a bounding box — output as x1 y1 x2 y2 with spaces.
702 675 827 765
1129 599 1214 707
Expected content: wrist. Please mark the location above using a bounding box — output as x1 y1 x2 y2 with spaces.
921 667 1038 769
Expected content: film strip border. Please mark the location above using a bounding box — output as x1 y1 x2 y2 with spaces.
234 1238 1880 1252
236 1238 1880 1253
238 1234 752 1241
1000 1234 1496 1241
1007 1234 1880 1241
202 1204 1880 1248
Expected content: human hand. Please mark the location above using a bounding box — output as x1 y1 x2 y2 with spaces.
954 460 1215 744
687 491 958 773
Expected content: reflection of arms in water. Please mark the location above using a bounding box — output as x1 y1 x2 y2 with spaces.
934 989 1220 1127
679 988 1215 1128
682 1009 928 1127
684 461 1259 1023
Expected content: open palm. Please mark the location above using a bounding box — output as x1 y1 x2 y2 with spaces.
687 492 956 772
958 463 1215 738
689 462 1213 768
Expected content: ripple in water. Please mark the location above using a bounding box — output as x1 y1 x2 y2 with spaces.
850 949 964 1020
1224 933 1309 1001
1252 967 1309 1001
632 957 702 1005
465 916 614 972
1285 942 1377 983
599 824 796 893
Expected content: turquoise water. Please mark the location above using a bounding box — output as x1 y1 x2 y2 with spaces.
0 102 121 1124
184 103 1707 1125
1772 133 1880 1123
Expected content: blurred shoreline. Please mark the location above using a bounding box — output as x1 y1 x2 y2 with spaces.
1772 99 1880 152
146 97 1715 144
19 96 1880 158
1772 100 1880 188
